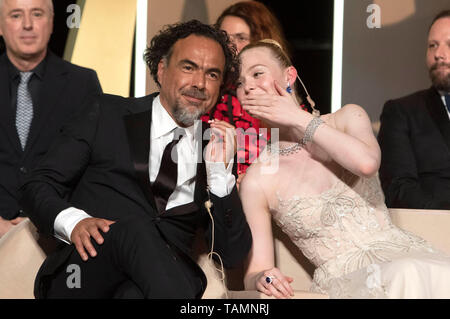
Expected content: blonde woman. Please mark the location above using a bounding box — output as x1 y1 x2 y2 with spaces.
237 39 450 299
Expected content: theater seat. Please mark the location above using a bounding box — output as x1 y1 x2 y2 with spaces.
1 209 450 299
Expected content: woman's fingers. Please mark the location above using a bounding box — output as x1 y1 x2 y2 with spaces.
268 276 292 298
209 119 235 129
281 276 295 296
243 107 270 121
274 80 289 97
270 270 295 296
241 96 273 108
256 281 273 297
258 270 294 299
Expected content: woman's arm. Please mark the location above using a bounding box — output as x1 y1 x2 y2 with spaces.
241 82 380 178
239 169 294 298
310 103 381 178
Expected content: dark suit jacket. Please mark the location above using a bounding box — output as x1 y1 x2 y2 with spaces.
378 87 450 209
20 93 252 297
0 51 102 219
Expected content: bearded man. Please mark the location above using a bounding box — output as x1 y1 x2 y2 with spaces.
378 10 450 209
20 20 252 298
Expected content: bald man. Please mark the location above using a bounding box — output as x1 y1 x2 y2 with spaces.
0 0 102 237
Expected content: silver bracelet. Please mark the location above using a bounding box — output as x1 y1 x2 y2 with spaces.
301 117 324 147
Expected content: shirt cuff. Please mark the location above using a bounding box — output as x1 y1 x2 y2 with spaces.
205 158 236 197
54 207 92 244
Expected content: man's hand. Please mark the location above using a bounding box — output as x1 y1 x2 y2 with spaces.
205 120 237 167
71 217 115 261
0 216 25 238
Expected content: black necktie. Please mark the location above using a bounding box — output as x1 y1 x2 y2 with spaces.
445 94 450 113
151 128 185 213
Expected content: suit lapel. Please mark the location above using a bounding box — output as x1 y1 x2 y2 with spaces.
124 99 210 213
25 53 68 153
123 94 158 211
425 87 450 151
0 54 22 154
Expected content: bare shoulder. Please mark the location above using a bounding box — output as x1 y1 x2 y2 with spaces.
335 104 369 117
240 161 264 192
332 104 371 130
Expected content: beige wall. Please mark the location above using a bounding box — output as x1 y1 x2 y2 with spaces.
66 0 137 97
342 0 449 130
145 0 240 94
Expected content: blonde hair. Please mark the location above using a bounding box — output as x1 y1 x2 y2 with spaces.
240 39 303 104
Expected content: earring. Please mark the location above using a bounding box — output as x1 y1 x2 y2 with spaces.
286 83 292 94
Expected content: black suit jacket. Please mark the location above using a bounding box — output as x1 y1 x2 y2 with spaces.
0 52 102 219
20 93 252 297
378 87 450 209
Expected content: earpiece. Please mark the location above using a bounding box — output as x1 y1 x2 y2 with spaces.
296 74 320 116
203 195 228 298
204 200 213 210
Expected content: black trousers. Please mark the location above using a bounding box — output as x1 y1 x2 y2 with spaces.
44 217 202 298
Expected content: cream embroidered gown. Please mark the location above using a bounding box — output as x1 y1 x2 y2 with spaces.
265 161 450 298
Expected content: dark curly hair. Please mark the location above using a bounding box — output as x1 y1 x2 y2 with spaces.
144 19 239 95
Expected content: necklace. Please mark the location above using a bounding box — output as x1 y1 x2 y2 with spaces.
266 115 323 156
267 141 302 156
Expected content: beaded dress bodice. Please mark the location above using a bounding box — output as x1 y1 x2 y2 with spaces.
270 170 434 293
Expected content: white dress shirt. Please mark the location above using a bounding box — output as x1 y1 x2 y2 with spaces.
54 96 235 243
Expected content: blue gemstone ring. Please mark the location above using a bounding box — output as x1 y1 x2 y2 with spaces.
265 276 275 284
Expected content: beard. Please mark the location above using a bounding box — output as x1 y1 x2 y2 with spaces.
172 103 205 127
429 62 450 92
172 88 210 126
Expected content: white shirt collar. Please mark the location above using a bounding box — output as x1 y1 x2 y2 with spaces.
151 95 178 140
151 95 196 148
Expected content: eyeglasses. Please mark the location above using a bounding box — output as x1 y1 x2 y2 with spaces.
228 33 250 44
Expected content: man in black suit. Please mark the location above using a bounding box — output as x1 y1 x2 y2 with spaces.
378 10 450 209
21 20 252 298
0 0 102 237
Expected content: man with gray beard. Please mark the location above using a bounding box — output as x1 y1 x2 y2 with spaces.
20 20 252 298
378 10 450 209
